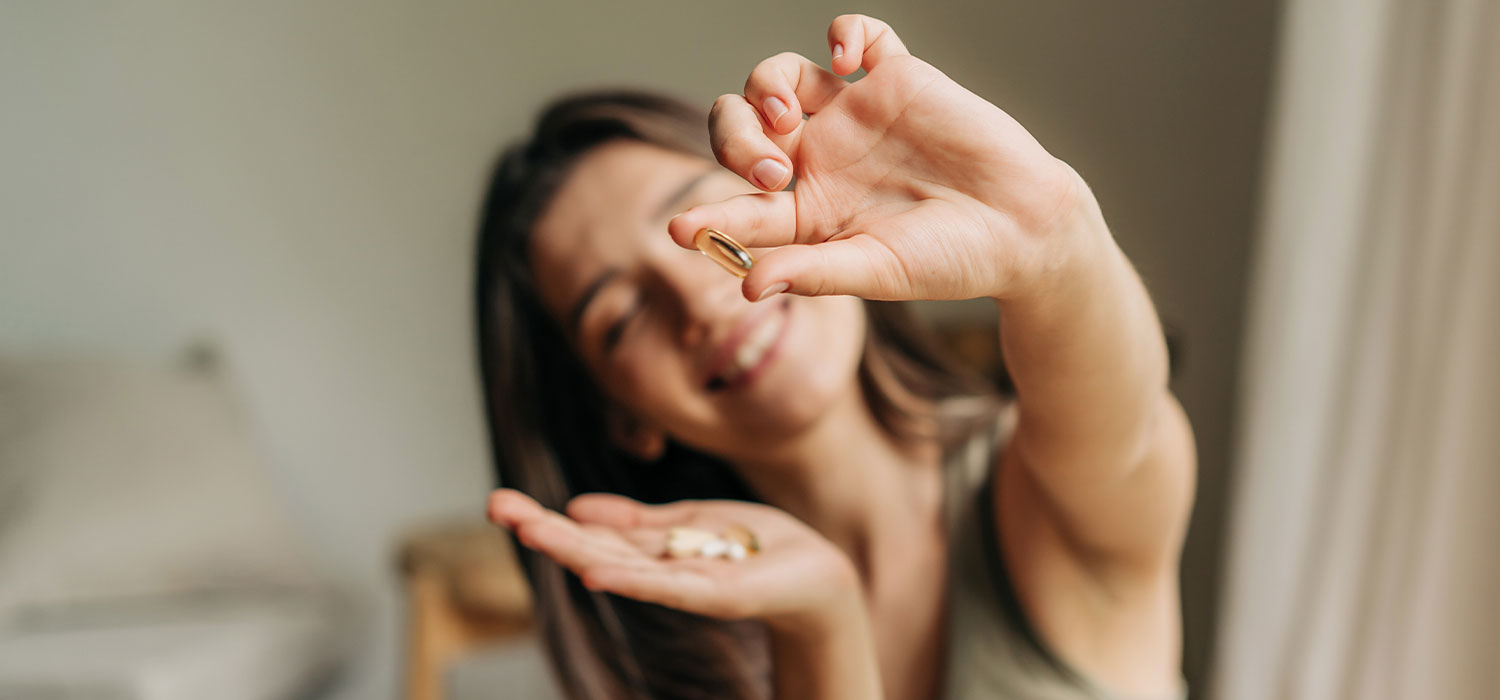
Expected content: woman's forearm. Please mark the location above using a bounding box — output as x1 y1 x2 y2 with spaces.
767 593 883 700
993 169 1173 484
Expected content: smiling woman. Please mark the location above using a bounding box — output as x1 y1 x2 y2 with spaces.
475 90 997 700
475 14 1193 700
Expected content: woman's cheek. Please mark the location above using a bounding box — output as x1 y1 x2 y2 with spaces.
610 335 690 408
608 342 654 393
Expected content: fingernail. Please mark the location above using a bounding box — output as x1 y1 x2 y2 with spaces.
751 159 788 189
763 96 788 125
756 281 789 301
833 43 844 59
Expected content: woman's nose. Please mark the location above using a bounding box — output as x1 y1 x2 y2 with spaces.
653 250 745 347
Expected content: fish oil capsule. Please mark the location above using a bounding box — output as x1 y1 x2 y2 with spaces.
723 523 760 554
694 228 755 279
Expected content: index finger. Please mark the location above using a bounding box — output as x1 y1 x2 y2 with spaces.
828 14 910 76
667 190 797 251
487 488 547 529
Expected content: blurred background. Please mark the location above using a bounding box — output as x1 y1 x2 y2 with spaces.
1 1 1493 699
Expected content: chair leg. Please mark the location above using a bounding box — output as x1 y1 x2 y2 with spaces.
405 568 465 700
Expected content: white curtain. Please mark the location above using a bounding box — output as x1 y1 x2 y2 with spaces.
1211 0 1500 697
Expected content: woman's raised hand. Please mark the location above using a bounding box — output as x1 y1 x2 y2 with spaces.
668 14 1099 303
487 489 862 630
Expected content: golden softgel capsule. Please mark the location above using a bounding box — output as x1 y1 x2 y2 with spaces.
694 228 754 279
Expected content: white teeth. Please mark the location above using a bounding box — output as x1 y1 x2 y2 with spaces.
720 311 784 384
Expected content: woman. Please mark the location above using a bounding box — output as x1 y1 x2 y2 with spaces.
478 15 1194 700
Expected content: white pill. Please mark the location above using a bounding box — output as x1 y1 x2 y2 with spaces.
727 542 748 561
700 538 729 558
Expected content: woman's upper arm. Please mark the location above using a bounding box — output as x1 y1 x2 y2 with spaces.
991 394 1195 692
1000 392 1195 580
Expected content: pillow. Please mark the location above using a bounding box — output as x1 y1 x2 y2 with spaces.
0 353 323 620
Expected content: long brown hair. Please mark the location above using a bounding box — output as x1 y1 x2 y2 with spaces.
474 89 999 699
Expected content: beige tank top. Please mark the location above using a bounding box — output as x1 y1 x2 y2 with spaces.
939 408 1189 700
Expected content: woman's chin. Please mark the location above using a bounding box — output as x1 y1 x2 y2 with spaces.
727 350 855 437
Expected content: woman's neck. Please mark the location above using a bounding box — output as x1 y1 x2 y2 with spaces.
731 387 946 578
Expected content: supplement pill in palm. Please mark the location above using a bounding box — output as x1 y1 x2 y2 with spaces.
700 538 729 559
694 228 755 279
666 527 717 558
724 523 760 554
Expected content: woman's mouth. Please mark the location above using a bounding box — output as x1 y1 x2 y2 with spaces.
705 300 790 392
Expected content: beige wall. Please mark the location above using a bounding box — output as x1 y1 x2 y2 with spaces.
0 1 1277 697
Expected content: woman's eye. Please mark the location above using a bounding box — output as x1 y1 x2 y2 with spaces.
602 303 642 351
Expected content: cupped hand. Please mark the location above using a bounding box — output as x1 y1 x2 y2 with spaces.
487 489 861 630
668 14 1097 303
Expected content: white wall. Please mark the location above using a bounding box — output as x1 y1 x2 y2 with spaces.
0 2 1277 697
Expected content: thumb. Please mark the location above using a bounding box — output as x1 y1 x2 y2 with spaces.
741 237 910 301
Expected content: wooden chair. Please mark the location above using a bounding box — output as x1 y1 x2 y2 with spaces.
397 523 534 700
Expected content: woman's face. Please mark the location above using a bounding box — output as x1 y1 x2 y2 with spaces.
529 140 866 460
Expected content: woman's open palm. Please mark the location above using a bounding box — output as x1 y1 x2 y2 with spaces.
488 489 858 626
